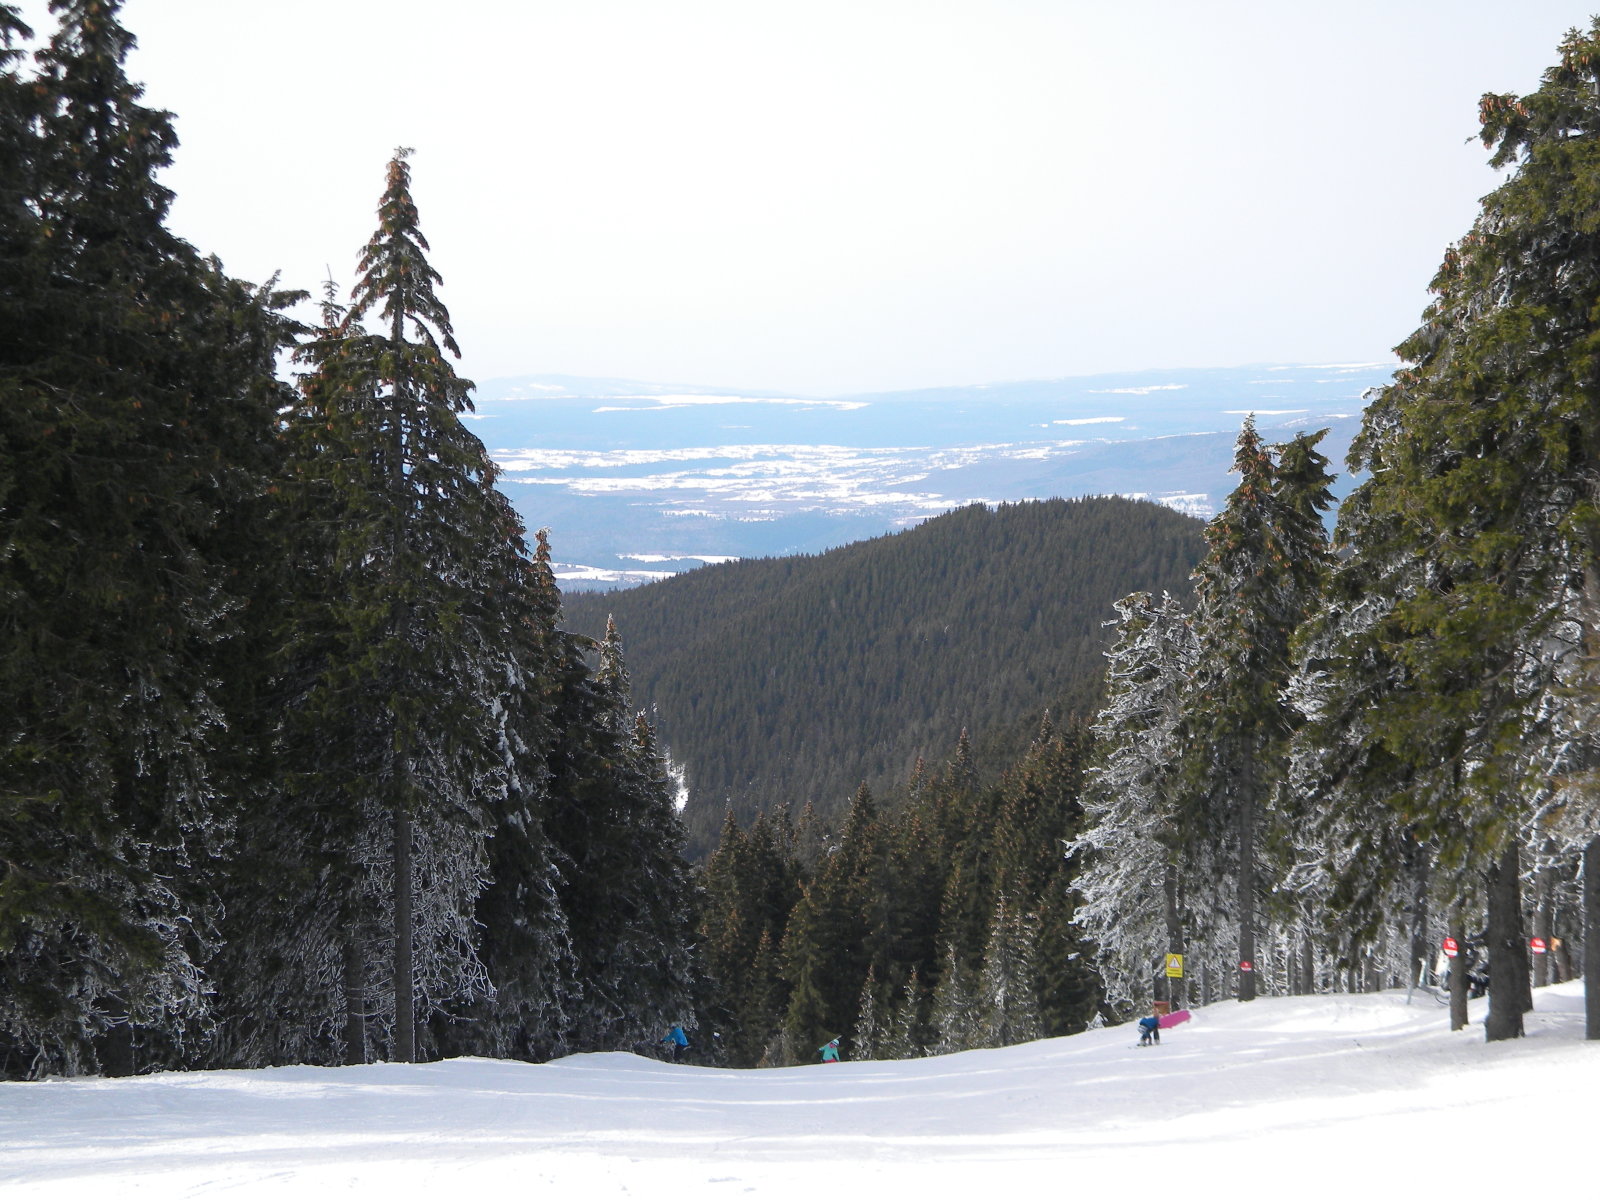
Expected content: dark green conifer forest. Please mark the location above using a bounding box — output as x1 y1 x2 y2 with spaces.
565 496 1205 853
695 716 1101 1066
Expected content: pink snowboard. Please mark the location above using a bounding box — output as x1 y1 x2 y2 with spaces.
1157 1009 1191 1030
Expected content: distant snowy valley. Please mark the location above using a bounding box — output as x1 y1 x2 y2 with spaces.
473 363 1392 587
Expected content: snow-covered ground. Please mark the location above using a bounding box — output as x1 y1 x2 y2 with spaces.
5 983 1594 1198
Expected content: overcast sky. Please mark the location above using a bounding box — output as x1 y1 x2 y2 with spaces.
11 1 1599 395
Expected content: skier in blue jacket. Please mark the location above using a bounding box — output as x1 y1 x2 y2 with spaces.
1137 1015 1161 1046
662 1025 689 1062
819 1037 841 1063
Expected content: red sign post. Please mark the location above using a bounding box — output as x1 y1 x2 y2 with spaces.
1442 937 1459 958
1530 937 1547 954
1239 960 1253 973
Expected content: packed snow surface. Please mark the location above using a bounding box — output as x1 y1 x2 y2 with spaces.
5 984 1594 1198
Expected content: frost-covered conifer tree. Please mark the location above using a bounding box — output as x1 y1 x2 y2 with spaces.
1073 591 1201 1009
975 897 1042 1048
879 967 926 1060
852 965 883 1060
928 943 980 1055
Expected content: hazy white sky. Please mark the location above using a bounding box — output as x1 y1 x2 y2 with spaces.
11 1 1598 394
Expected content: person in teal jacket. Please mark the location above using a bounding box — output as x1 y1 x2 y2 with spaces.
819 1037 841 1063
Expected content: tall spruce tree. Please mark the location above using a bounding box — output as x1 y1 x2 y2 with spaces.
1284 462 1460 1016
781 782 884 1056
869 794 942 1030
700 806 802 1066
1180 421 1335 1002
930 732 1002 976
700 810 755 1054
271 149 513 1064
990 716 1098 1035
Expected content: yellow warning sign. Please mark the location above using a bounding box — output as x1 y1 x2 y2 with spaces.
1164 953 1184 978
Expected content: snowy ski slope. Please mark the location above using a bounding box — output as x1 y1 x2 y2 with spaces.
4 982 1594 1198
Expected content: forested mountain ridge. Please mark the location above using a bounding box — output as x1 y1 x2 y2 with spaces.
564 496 1205 852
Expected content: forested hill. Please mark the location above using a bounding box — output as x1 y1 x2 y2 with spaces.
563 496 1205 853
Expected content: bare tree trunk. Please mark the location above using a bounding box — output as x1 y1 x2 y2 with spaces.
1448 908 1469 1031
384 336 417 1067
1237 762 1257 1002
343 937 367 1065
393 808 415 1062
1586 836 1600 1040
1300 933 1315 994
1485 840 1525 1042
1518 883 1534 1017
1163 861 1185 1010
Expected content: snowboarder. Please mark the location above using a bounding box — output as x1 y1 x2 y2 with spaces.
661 1025 688 1062
819 1037 841 1063
1137 1015 1161 1047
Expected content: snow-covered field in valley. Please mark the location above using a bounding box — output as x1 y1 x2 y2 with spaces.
5 982 1594 1198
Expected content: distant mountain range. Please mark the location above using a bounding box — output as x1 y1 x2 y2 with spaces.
472 362 1392 588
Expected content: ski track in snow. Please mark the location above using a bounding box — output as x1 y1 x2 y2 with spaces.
3 983 1595 1198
